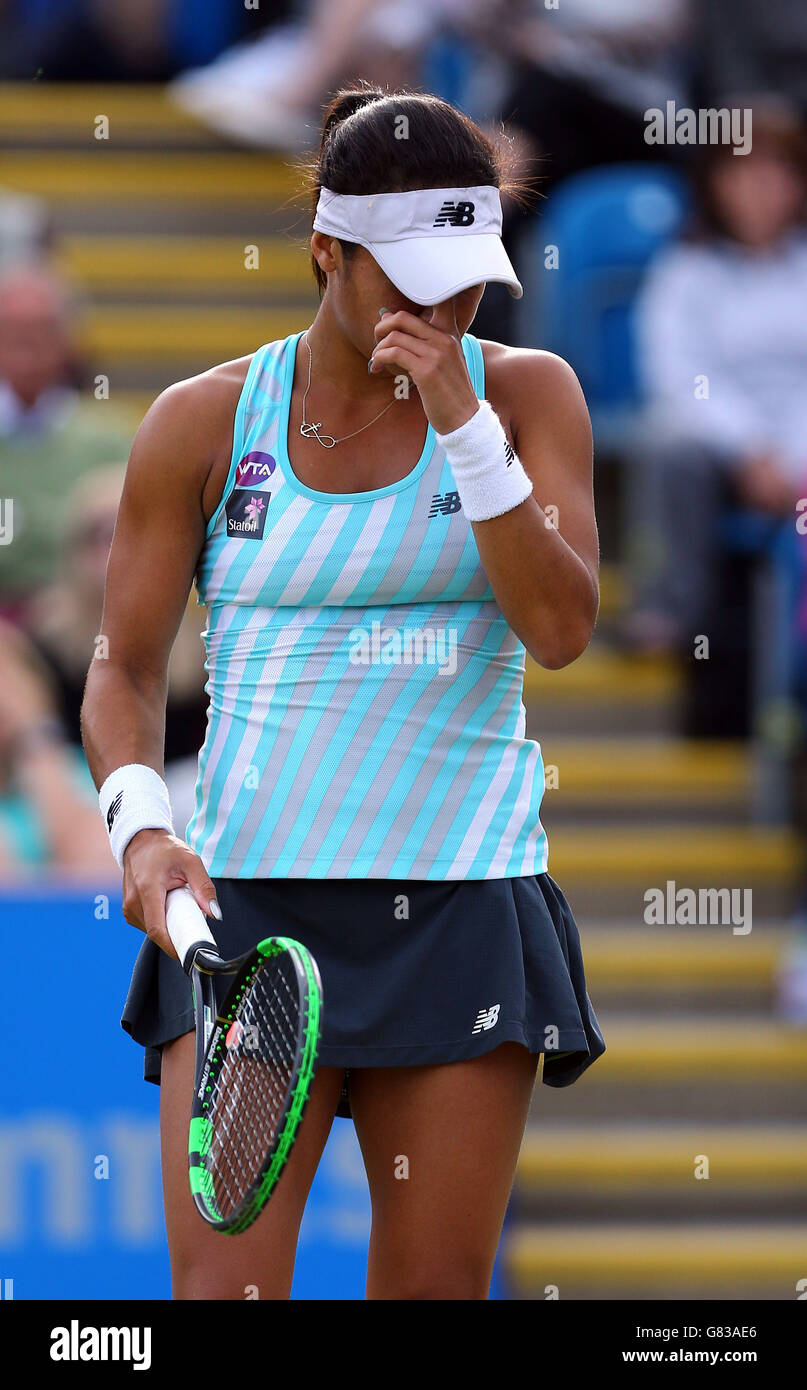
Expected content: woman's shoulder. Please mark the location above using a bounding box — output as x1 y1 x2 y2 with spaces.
147 354 255 435
478 338 588 434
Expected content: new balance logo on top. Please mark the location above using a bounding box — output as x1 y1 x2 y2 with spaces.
504 440 515 467
106 791 123 832
429 491 462 517
433 200 476 228
472 1004 500 1034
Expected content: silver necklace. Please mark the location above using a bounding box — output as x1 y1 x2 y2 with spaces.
299 331 395 448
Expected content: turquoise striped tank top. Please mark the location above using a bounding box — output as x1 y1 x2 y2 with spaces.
186 331 548 879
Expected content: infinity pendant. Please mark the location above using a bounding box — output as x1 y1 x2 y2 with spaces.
300 422 337 448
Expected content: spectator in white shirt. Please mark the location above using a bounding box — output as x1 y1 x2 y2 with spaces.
629 102 807 668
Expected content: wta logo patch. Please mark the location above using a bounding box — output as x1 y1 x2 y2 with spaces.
225 489 269 539
235 450 275 486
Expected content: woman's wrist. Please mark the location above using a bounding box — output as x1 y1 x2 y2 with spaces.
98 763 175 870
435 400 534 521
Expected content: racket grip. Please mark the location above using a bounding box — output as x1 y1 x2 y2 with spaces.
165 886 217 970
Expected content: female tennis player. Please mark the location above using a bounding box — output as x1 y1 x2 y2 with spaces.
82 85 605 1300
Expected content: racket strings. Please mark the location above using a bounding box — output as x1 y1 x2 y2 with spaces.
202 955 301 1220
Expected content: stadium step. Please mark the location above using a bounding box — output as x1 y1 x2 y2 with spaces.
58 233 316 295
524 647 681 736
543 1016 807 1082
0 82 211 147
504 1222 807 1299
542 739 749 804
546 824 798 918
0 150 298 201
582 925 787 1007
514 1124 807 1218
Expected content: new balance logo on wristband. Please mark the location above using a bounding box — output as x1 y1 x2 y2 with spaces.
106 790 123 832
433 200 475 228
504 440 515 467
429 491 462 517
472 1004 500 1034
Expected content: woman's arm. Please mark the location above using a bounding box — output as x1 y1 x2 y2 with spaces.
471 343 598 668
370 309 598 668
81 365 243 953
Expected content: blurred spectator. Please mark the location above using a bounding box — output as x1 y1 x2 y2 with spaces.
695 0 807 115
0 190 48 273
0 462 209 879
0 617 114 879
0 261 134 622
169 0 483 149
465 0 693 340
501 0 691 193
25 465 209 772
628 102 807 732
0 0 244 81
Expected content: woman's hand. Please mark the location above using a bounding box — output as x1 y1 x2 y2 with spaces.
122 828 220 961
369 302 480 436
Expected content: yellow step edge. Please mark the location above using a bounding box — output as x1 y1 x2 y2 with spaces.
0 151 302 200
79 306 312 360
57 235 313 289
517 1126 807 1184
541 739 749 797
506 1224 807 1283
577 1019 807 1079
596 564 624 617
0 83 202 130
548 825 799 880
524 649 681 702
583 930 785 987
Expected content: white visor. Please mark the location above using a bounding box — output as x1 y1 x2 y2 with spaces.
312 185 522 307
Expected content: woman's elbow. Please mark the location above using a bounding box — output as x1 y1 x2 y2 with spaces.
526 612 597 671
529 634 591 670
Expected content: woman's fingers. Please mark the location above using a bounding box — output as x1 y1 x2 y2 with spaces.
373 309 433 345
138 877 178 959
369 344 424 380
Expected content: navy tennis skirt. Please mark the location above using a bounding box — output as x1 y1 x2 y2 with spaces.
121 873 606 1118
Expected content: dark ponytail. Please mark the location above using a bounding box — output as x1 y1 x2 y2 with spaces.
301 81 529 296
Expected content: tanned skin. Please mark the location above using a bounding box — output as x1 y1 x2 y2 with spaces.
82 233 598 1300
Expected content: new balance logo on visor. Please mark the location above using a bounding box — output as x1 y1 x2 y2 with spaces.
433 200 476 228
429 491 462 517
472 1004 500 1034
106 790 123 832
504 440 515 467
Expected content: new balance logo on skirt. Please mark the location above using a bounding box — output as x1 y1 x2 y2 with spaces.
472 1004 500 1034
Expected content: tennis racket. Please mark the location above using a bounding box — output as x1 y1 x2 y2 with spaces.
164 886 323 1235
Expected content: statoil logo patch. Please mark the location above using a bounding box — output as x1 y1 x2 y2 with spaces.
225 489 269 538
235 450 276 485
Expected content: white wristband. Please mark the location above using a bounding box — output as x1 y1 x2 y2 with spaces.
435 400 533 522
99 763 175 869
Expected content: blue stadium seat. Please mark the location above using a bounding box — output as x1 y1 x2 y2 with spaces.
524 165 689 412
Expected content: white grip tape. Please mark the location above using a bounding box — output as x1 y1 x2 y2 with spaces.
435 400 533 522
165 886 216 970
